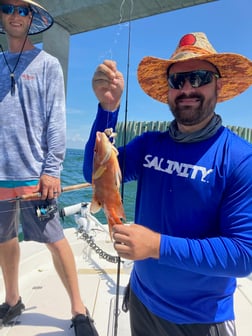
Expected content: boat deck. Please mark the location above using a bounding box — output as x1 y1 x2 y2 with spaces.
0 227 130 336
0 227 251 335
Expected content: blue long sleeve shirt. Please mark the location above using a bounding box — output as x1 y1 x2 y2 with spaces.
83 104 252 323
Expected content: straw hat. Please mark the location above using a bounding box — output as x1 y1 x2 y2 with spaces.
137 32 252 103
0 0 53 35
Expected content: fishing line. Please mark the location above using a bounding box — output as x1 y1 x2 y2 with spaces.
120 0 133 201
113 1 134 336
93 1 133 333
97 0 133 130
0 205 35 215
98 0 129 62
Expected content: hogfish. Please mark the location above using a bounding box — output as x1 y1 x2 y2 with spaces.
90 129 125 238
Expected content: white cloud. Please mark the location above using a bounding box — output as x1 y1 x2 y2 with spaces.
66 121 92 149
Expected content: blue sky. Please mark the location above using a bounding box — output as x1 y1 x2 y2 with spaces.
65 0 252 149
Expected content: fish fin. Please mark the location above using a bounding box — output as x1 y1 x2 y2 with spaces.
115 170 122 189
93 165 107 180
112 145 119 156
106 207 125 240
90 195 102 213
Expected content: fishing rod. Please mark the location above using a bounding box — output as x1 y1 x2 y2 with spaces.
3 182 92 202
113 1 134 336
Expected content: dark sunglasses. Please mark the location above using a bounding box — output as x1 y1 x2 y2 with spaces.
167 70 220 90
0 4 31 17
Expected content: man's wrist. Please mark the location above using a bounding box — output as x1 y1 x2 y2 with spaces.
99 102 120 112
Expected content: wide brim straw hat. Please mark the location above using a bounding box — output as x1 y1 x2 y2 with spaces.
0 0 53 35
137 32 252 103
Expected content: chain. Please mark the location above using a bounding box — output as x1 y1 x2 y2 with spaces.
77 226 119 264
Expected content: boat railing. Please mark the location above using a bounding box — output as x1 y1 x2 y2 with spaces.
60 202 133 272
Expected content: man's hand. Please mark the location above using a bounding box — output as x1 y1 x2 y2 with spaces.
92 60 124 112
36 174 61 200
113 224 161 260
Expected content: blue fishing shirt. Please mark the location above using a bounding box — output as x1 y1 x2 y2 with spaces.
83 104 252 324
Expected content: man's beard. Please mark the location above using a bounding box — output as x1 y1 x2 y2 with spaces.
169 93 217 126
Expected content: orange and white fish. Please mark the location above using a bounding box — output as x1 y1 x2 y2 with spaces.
90 129 125 238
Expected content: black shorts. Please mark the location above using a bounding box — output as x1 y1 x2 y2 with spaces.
128 288 236 336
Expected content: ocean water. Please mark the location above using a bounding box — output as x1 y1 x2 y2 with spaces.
59 148 136 228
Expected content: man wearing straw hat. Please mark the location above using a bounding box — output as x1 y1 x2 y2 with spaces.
0 1 99 335
83 32 252 335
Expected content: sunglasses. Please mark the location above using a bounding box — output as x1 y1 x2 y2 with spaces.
167 70 220 90
0 4 31 17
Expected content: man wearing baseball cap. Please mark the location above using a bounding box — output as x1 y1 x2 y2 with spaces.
83 32 252 335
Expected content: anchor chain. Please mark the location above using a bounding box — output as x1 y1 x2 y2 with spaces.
77 227 119 264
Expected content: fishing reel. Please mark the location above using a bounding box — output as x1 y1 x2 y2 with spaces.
35 203 58 221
